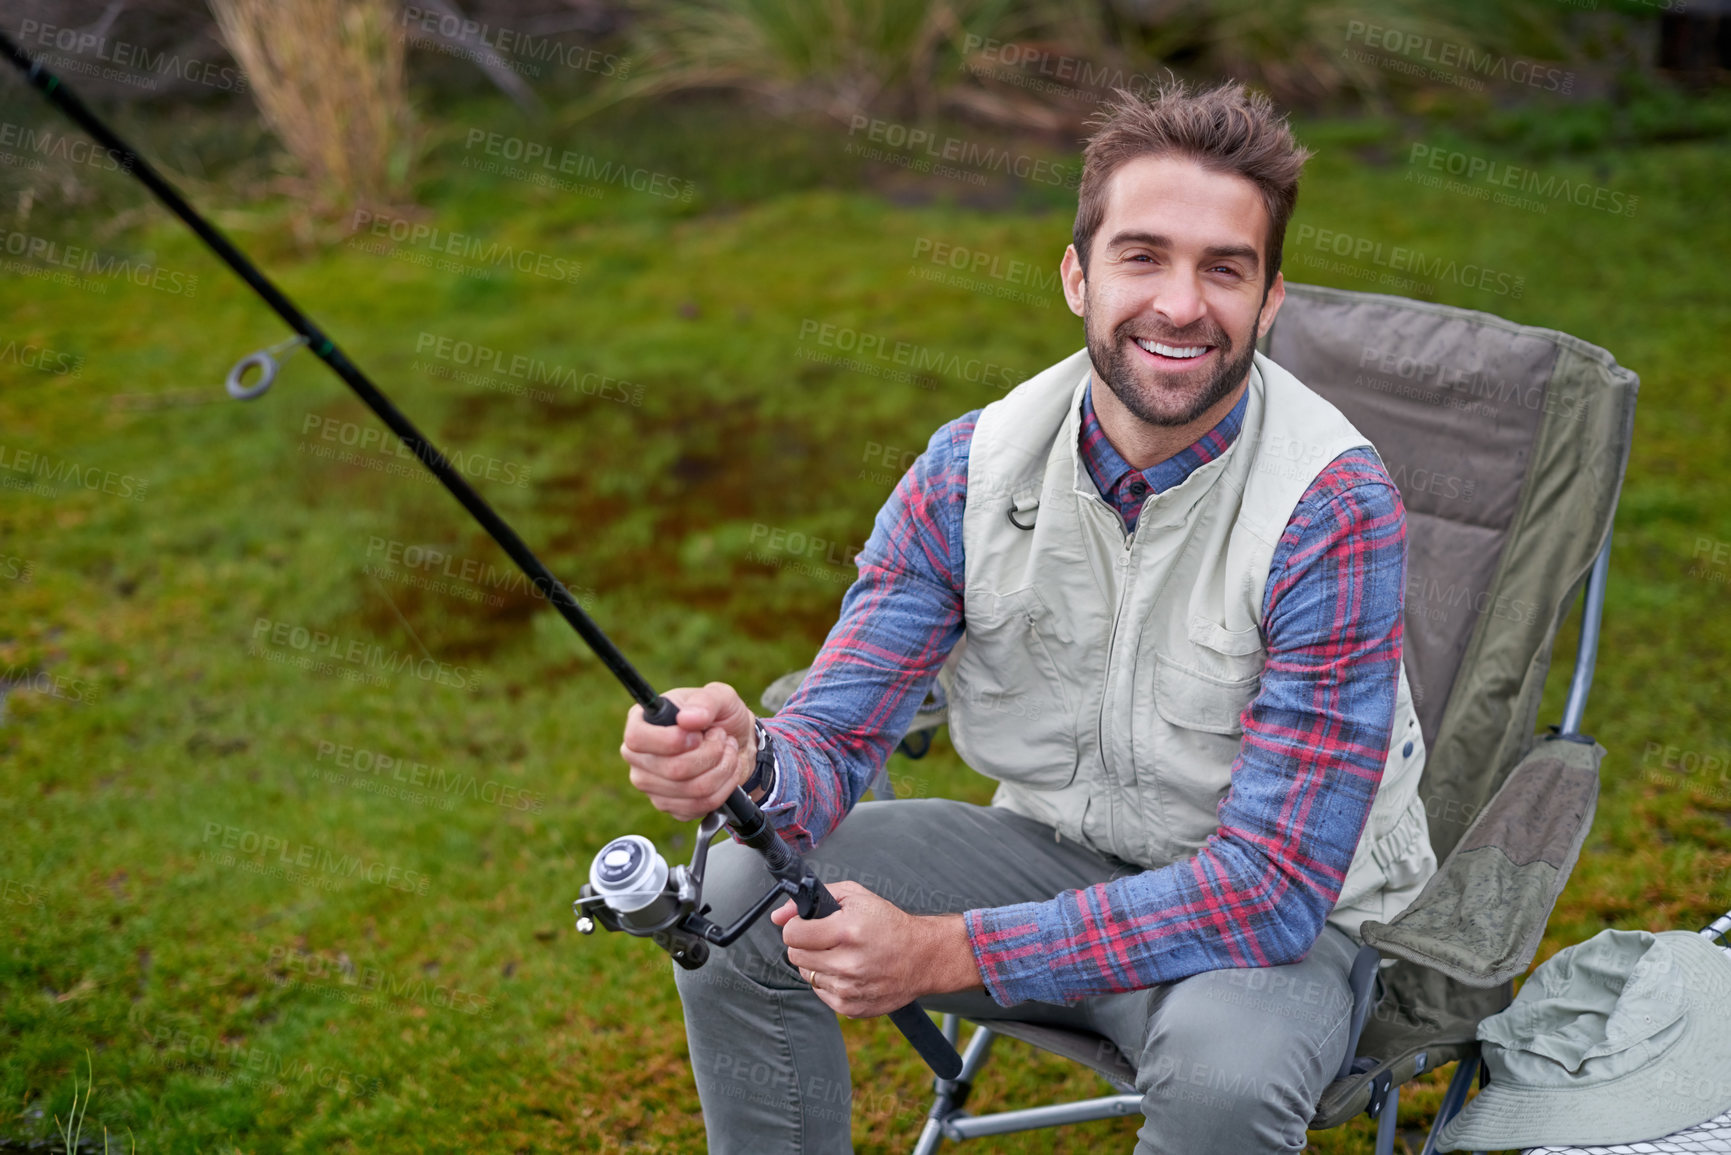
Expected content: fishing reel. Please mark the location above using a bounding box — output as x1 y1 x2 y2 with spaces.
575 810 831 971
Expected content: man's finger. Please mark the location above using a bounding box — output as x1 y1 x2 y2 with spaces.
622 727 730 782
632 750 740 816
624 699 709 754
785 945 845 975
781 912 849 953
621 725 702 756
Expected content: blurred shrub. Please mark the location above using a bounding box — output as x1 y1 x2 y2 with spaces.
609 0 1608 127
208 0 414 210
609 0 1060 122
1125 0 1494 107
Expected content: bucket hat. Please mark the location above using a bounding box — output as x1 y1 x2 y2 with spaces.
1437 929 1731 1150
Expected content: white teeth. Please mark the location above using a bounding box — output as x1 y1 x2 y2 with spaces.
1135 338 1209 359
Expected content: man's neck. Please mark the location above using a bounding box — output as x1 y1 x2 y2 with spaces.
1090 373 1250 473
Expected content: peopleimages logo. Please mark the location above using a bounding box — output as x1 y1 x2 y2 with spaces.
249 617 479 692
396 7 629 80
346 210 583 284
1343 21 1574 94
299 414 532 488
845 115 1080 188
413 332 643 405
0 443 150 501
0 120 131 174
960 35 1163 100
0 227 200 297
1290 224 1525 299
1407 144 1637 217
460 130 695 202
200 822 432 895
795 319 1024 391
267 946 493 1016
15 19 249 94
314 739 545 813
143 1025 383 1098
0 338 82 377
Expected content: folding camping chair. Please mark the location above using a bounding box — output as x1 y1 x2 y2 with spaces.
760 282 1641 1154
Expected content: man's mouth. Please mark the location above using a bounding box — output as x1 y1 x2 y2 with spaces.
1132 336 1216 364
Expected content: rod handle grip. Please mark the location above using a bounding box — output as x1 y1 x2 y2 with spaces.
889 1002 964 1080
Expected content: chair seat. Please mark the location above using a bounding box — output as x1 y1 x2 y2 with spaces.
974 1019 1138 1091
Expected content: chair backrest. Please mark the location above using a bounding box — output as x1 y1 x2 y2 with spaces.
1261 284 1638 861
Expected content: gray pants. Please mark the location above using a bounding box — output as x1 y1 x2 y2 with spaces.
674 798 1358 1154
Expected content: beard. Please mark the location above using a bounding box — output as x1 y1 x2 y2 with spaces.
1084 291 1265 428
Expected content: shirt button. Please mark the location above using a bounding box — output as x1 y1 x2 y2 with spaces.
1402 741 1415 757
1128 481 1148 498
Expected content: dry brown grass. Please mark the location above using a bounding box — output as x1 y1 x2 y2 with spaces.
208 0 412 212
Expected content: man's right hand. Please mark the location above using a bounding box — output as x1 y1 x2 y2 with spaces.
620 682 758 821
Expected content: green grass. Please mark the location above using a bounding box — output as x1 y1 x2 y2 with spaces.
1 86 1728 1153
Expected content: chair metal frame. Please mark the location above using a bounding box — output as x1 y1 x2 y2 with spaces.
906 533 1613 1155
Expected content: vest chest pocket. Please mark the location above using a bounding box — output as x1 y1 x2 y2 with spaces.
1150 646 1263 737
1134 646 1263 863
949 587 1080 788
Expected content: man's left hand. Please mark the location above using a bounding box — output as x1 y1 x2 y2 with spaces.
773 881 983 1018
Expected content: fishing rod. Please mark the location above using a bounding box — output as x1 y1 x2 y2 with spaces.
0 32 961 1081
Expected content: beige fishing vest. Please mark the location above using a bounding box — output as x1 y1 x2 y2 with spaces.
945 348 1435 941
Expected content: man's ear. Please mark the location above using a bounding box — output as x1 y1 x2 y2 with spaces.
1060 244 1086 318
1256 271 1287 340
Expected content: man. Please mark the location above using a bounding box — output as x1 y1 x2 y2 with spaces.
620 79 1434 1154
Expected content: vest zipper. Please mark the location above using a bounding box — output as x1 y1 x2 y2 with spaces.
1096 518 1138 849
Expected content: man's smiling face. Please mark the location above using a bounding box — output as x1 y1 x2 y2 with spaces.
1062 154 1285 428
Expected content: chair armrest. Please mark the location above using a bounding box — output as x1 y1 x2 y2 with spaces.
1359 735 1602 987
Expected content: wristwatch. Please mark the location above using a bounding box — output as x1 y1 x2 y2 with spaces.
743 719 777 800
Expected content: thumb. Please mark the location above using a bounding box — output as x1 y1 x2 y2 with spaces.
649 687 713 734
825 880 870 905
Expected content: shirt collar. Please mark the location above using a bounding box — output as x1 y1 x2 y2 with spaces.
1077 376 1248 528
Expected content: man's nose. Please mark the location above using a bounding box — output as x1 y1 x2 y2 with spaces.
1150 272 1208 332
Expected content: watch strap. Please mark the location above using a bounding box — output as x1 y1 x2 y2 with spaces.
743 719 776 797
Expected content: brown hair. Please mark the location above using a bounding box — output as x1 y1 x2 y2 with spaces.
1073 79 1311 290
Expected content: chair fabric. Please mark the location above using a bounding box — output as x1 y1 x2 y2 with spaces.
1261 284 1637 864
1259 284 1637 1131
